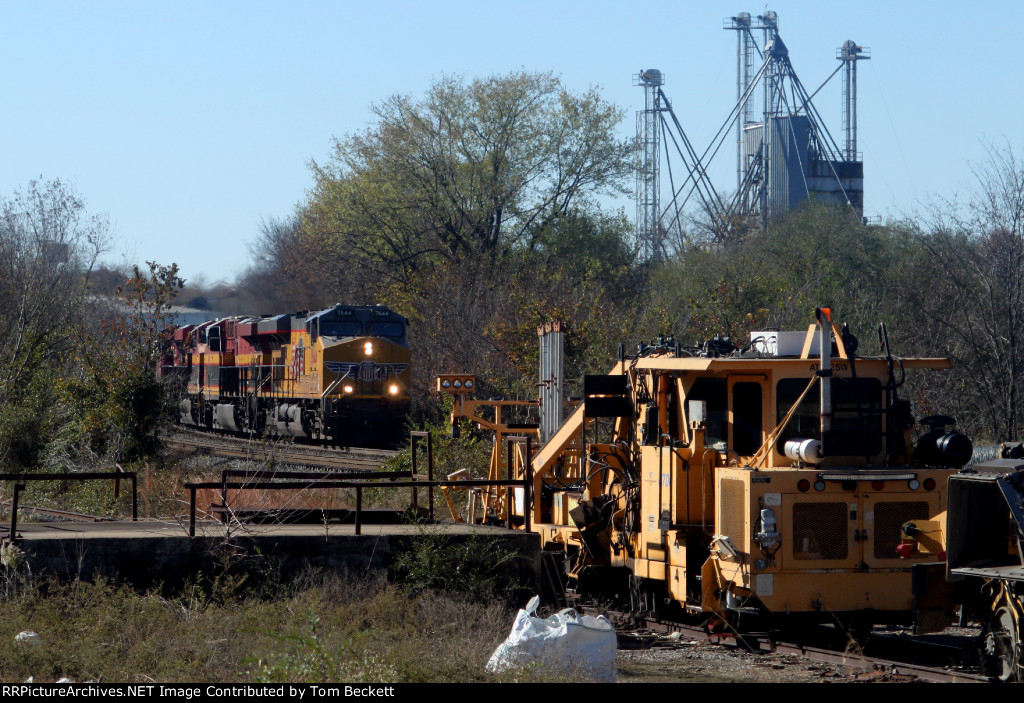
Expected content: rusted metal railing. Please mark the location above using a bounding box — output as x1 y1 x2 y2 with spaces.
216 468 413 511
1 468 138 541
178 430 536 538
183 477 529 538
183 431 536 537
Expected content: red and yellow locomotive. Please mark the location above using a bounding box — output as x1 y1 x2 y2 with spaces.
162 304 410 446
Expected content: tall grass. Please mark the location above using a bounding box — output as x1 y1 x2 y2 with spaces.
0 569 574 683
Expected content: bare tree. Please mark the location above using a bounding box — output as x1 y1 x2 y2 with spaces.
0 180 109 467
0 179 109 402
915 141 1024 439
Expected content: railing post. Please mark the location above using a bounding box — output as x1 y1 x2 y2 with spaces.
355 486 362 536
525 435 533 533
131 474 138 521
10 483 24 541
426 432 434 520
410 431 422 512
506 439 514 528
189 486 197 538
499 435 533 530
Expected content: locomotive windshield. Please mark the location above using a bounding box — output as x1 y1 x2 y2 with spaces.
315 318 405 339
320 321 363 337
366 321 405 338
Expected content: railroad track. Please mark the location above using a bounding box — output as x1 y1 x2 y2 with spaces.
616 613 991 683
163 428 399 472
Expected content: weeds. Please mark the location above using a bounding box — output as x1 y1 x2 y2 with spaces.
389 523 526 603
0 569 551 683
1 541 29 599
378 418 491 517
243 611 393 683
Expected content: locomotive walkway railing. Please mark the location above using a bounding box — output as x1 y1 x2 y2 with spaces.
1 466 137 541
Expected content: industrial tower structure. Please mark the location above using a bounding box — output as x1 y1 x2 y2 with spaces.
633 69 728 258
634 10 868 248
634 69 666 261
840 39 870 161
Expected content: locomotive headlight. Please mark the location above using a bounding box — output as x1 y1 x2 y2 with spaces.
388 384 399 395
363 342 374 356
343 384 354 394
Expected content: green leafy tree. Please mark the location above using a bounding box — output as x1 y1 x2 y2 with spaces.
647 203 911 345
302 71 635 287
264 72 640 415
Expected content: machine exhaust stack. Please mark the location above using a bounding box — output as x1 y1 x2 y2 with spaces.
817 307 832 456
538 322 566 444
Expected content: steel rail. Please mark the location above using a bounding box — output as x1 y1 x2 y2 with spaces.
628 615 990 683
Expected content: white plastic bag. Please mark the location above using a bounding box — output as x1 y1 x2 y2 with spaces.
486 595 617 682
14 631 39 646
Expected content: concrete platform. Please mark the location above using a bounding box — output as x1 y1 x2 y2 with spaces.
7 519 542 594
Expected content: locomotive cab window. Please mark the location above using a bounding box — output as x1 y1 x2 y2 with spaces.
776 377 883 456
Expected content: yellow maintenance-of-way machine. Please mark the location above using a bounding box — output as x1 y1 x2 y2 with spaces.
441 309 974 633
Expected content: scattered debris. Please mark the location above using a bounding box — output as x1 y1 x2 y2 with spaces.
15 631 39 646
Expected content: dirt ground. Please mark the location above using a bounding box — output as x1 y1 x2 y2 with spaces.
614 635 915 683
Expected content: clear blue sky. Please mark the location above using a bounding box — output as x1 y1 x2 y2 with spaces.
3 0 1020 284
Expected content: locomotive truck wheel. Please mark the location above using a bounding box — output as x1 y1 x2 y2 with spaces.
984 605 1020 682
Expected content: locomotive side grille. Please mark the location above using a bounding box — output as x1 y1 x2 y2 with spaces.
873 501 929 559
720 479 747 551
793 502 848 560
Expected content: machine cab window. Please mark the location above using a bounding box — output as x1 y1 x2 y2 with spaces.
731 380 763 456
775 376 883 457
687 377 727 448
